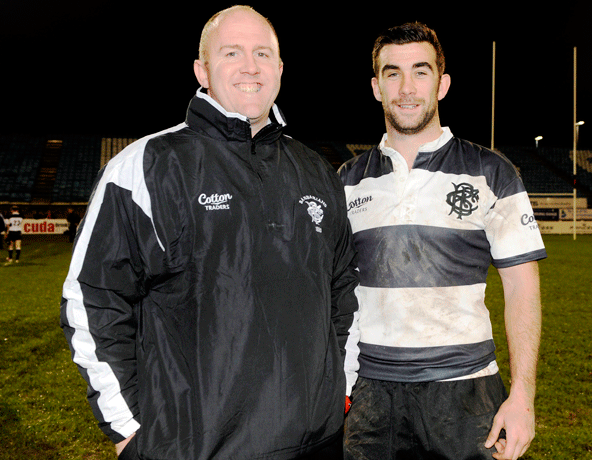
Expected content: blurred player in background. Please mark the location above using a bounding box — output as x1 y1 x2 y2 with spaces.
5 206 24 263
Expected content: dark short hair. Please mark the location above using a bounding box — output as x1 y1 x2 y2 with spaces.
372 22 445 77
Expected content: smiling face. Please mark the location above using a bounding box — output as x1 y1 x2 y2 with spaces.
194 8 283 136
371 42 450 139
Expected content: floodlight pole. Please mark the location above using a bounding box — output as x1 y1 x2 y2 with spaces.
573 47 577 240
491 41 496 150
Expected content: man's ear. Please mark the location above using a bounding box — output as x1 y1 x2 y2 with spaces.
194 59 209 88
438 73 451 101
371 77 382 102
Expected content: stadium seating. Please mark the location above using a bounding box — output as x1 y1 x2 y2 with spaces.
541 148 592 191
499 146 574 194
303 141 355 170
100 137 137 168
52 135 103 203
1 135 591 205
0 135 44 202
501 146 592 197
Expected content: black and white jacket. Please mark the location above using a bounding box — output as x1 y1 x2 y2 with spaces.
61 90 359 460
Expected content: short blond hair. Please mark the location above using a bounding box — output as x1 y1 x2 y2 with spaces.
198 5 280 64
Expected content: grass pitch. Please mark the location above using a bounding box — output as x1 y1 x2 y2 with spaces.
0 234 590 459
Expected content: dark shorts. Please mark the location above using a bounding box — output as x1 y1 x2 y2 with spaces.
6 231 21 243
299 430 343 460
344 374 508 460
117 430 343 460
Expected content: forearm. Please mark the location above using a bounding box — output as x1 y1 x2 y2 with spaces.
500 261 542 404
487 261 542 458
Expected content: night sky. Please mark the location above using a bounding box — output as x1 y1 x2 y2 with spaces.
2 1 592 150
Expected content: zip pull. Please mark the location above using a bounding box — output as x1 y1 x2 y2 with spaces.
248 140 263 183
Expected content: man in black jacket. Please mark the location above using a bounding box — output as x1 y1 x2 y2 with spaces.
61 6 359 460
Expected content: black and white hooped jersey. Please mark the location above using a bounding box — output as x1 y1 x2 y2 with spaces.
339 128 547 383
8 213 24 232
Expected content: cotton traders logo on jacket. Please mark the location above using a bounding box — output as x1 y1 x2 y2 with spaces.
299 195 326 233
199 193 233 211
446 182 479 219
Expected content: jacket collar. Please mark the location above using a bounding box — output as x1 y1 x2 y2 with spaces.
185 88 287 143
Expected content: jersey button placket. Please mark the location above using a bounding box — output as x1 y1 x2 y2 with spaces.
393 161 411 222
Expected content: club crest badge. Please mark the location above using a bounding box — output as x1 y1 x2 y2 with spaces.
306 201 324 225
446 182 479 220
299 195 327 233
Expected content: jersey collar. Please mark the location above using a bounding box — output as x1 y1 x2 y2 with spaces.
379 127 454 157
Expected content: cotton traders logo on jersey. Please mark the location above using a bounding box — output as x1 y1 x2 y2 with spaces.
446 182 479 219
199 193 233 211
299 195 326 233
347 195 372 214
521 213 539 230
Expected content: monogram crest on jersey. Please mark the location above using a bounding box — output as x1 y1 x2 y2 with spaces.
299 195 327 233
446 182 479 220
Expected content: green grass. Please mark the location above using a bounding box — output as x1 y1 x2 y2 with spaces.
487 234 592 459
0 234 591 459
0 236 113 460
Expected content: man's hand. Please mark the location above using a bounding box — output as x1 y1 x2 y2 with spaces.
485 392 535 460
116 433 136 457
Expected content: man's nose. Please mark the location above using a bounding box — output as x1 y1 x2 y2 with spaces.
241 54 260 74
399 74 416 95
